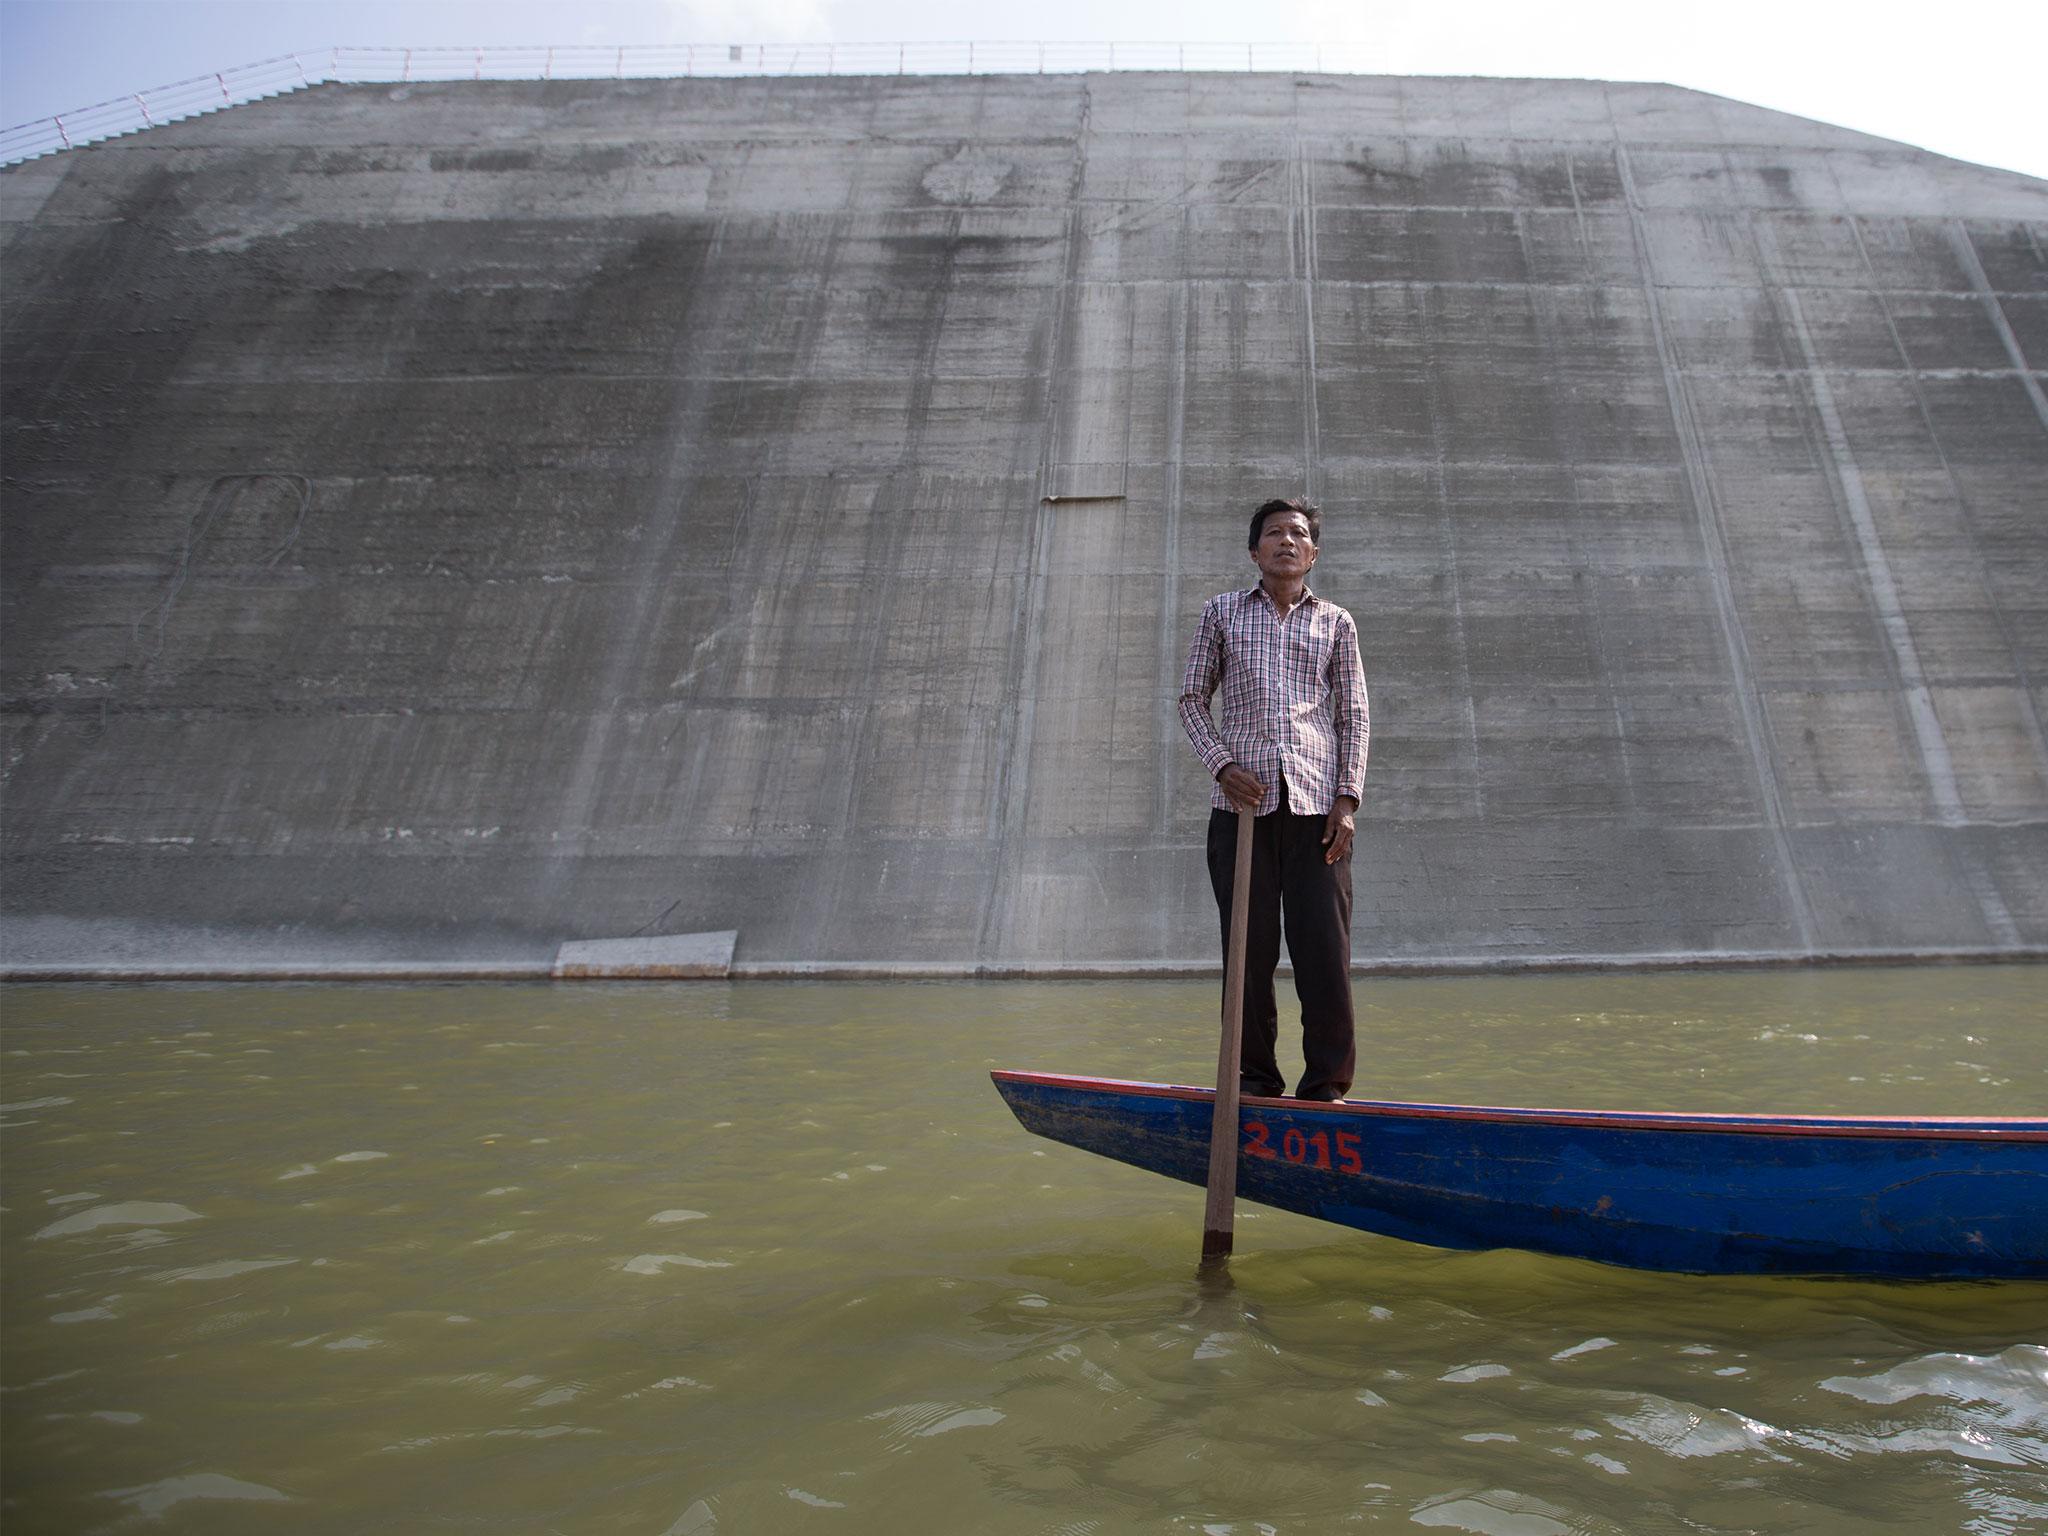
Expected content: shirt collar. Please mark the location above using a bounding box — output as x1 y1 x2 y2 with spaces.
1245 582 1318 608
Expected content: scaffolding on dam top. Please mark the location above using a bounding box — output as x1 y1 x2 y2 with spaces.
1 41 1390 166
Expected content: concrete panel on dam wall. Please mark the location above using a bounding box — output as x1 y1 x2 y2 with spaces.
3 72 2045 974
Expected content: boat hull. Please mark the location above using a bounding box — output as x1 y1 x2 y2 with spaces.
991 1071 2048 1279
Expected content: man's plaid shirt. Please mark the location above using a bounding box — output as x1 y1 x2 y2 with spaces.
1178 583 1369 817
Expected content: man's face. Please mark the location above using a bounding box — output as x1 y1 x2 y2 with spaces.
1252 512 1316 582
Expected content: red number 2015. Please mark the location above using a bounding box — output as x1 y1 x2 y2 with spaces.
1242 1120 1363 1175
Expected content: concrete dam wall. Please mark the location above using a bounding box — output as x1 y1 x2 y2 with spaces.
3 72 2045 975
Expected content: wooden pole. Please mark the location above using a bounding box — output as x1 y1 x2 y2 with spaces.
1201 805 1256 1264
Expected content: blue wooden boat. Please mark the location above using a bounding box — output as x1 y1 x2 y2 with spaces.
991 1071 2048 1279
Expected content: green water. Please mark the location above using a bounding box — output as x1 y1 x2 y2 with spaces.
3 970 2044 1534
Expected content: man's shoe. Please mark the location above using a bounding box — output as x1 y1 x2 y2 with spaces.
1239 1077 1285 1098
1294 1085 1347 1103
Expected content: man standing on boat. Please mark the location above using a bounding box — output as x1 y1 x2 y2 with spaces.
1178 497 1369 1102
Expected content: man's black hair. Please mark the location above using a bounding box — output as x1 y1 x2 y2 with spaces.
1248 496 1321 550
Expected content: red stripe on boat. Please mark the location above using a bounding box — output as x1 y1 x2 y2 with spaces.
988 1070 2048 1142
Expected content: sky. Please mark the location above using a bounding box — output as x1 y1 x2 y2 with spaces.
0 0 2044 181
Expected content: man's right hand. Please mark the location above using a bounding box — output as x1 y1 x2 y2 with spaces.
1216 764 1267 813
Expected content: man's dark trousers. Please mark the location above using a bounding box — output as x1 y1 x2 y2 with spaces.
1206 778 1356 1100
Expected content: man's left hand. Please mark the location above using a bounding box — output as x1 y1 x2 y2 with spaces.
1321 798 1357 865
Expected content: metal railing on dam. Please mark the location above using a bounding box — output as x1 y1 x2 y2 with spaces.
2 41 1387 165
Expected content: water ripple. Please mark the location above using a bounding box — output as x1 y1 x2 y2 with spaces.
34 1202 200 1239
99 1473 290 1518
1821 1347 2048 1422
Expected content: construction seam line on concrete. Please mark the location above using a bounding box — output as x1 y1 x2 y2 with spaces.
1 72 2044 979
